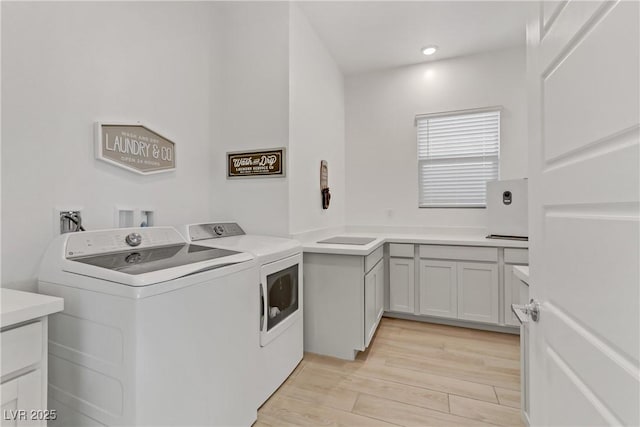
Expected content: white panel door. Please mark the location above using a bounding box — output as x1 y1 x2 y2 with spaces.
527 1 639 425
389 258 415 313
418 260 457 319
364 260 383 347
374 260 384 323
457 262 499 324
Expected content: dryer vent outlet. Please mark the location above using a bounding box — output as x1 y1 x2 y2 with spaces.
60 211 83 234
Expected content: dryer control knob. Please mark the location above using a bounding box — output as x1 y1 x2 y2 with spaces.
213 225 224 236
125 232 142 247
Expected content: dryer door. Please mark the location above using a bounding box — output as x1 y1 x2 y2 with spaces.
260 253 302 347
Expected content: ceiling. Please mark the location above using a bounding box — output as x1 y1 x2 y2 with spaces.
298 1 535 75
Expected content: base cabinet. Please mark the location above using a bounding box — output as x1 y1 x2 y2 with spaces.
389 258 415 313
0 319 50 427
457 262 499 323
418 260 457 319
388 245 528 330
304 247 385 360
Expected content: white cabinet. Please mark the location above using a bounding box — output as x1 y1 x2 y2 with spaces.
389 258 415 313
304 247 385 360
418 260 457 319
0 289 64 427
387 245 525 329
504 265 530 327
417 245 499 324
0 322 47 427
1 370 42 427
419 260 499 324
365 259 384 347
457 262 499 323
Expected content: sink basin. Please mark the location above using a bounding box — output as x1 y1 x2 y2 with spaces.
317 236 377 245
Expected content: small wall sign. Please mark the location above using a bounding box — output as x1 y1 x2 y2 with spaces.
227 148 286 179
95 123 176 175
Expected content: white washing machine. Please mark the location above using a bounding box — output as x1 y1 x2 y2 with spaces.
38 226 259 426
181 223 303 407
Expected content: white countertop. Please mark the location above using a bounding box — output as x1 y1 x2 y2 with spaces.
301 231 528 256
513 265 530 284
1 288 64 328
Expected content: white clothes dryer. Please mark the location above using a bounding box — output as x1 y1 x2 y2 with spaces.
180 223 303 407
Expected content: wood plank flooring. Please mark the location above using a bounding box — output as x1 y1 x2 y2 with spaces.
256 317 523 427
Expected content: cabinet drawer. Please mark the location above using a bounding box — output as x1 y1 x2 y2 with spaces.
389 244 414 258
1 322 42 377
419 245 498 262
505 248 529 264
365 246 383 273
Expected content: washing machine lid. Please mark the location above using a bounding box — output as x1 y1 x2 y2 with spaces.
182 223 301 260
70 244 241 275
59 227 254 286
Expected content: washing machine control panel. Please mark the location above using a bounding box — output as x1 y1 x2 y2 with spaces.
188 223 245 241
65 227 185 258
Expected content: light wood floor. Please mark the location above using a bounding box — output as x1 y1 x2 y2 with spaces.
256 317 523 427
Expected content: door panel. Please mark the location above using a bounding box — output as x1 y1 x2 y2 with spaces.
418 260 457 318
545 348 610 426
389 258 415 313
542 0 565 32
543 305 638 424
527 1 640 425
541 1 604 65
542 1 639 162
544 216 639 361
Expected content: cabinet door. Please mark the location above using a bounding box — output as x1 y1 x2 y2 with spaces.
1 369 43 427
365 260 384 347
504 264 528 327
457 262 499 324
389 258 415 313
418 260 457 319
374 260 384 323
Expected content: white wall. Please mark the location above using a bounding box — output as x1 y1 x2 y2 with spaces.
345 47 527 229
210 2 291 237
289 4 346 235
1 2 217 291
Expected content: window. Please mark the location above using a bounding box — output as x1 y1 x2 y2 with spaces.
417 108 500 208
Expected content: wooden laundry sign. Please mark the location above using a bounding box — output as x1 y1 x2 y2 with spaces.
227 148 286 178
95 123 176 174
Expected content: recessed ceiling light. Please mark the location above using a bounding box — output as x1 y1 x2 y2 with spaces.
422 46 438 56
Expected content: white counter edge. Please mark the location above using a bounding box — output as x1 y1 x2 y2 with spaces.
1 288 64 328
302 234 528 256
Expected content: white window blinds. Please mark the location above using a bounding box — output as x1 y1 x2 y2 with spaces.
417 109 500 208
